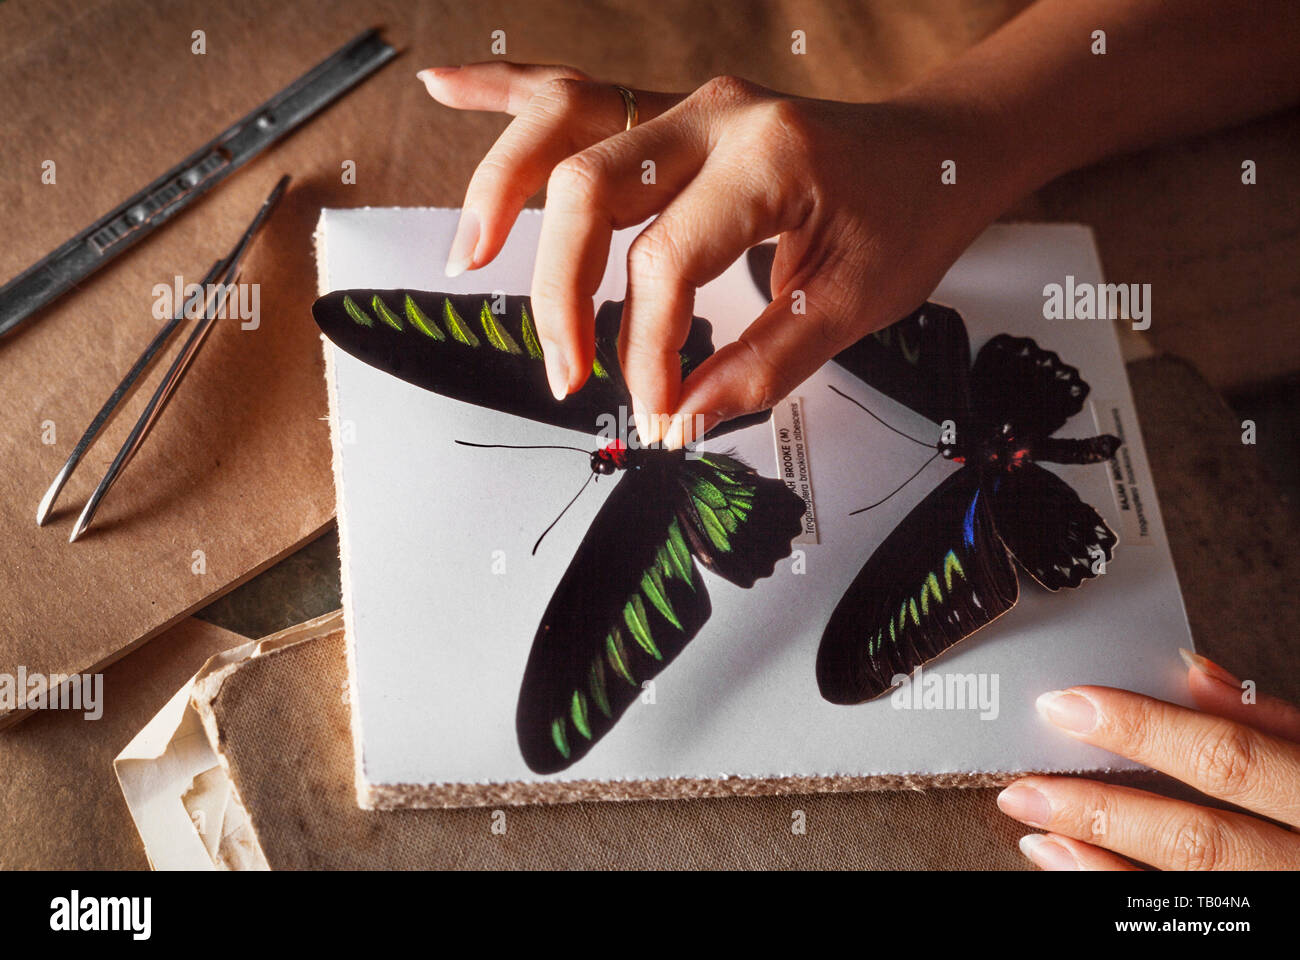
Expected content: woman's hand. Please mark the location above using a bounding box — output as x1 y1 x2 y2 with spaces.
419 62 1022 447
1000 651 1300 870
418 0 1300 446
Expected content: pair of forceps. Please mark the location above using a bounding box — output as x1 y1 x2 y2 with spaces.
38 175 289 541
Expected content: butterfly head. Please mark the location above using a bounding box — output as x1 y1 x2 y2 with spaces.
937 435 972 464
590 439 629 475
939 421 1033 468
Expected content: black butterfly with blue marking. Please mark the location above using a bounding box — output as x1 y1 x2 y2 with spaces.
747 244 1121 704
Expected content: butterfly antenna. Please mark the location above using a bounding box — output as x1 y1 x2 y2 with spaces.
455 440 590 455
828 385 932 447
849 451 940 515
532 471 597 555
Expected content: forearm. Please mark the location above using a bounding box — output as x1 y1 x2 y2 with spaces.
896 0 1300 198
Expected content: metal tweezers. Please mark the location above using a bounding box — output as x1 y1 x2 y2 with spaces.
38 175 289 541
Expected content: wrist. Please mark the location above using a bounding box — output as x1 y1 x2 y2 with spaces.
886 80 1060 225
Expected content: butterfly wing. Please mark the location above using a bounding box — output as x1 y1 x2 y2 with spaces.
816 465 1019 704
313 292 723 435
831 302 974 427
988 463 1118 591
968 334 1090 439
517 459 713 774
673 452 807 588
746 244 972 428
517 451 804 773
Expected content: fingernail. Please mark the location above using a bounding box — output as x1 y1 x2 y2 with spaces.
444 209 480 278
1019 834 1079 871
677 412 709 450
1036 690 1097 733
417 67 460 92
1179 648 1239 688
543 344 570 401
630 393 657 445
997 784 1051 827
662 414 685 451
416 70 437 95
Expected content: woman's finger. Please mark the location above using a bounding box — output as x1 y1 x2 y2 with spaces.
668 274 852 446
1036 685 1300 827
617 148 813 445
529 105 711 401
1181 648 1300 743
453 80 634 276
999 776 1300 870
421 64 684 274
1018 832 1141 871
418 61 591 114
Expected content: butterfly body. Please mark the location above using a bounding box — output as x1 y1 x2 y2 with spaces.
939 424 1120 471
820 305 1123 705
939 420 1030 469
590 439 634 475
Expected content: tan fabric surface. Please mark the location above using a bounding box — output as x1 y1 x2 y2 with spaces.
1033 111 1300 393
203 625 1032 869
199 354 1294 869
0 1 345 722
1126 355 1300 706
0 618 248 870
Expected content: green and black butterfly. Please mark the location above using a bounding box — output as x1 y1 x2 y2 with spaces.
313 290 806 773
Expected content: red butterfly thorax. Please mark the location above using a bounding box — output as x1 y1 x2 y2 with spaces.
590 439 632 475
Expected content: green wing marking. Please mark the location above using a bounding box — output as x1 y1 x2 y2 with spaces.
550 719 570 760
671 452 804 590
342 294 373 327
683 454 764 554
538 516 703 763
404 294 445 340
478 302 523 354
519 303 543 359
441 298 480 346
662 519 693 582
623 594 660 660
943 549 965 590
605 628 636 686
588 659 612 718
570 691 591 739
865 546 968 659
371 294 404 331
640 567 682 630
